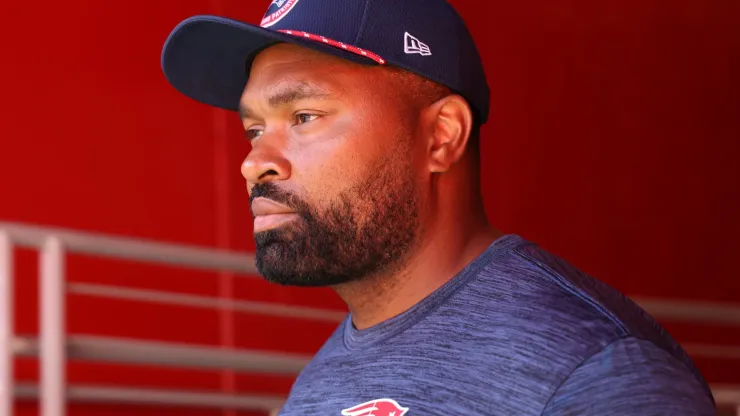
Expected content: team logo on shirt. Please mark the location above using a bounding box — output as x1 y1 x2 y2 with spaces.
341 398 409 416
261 0 302 27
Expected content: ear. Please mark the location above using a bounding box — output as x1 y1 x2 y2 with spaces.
423 95 474 173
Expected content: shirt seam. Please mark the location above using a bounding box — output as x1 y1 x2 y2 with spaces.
512 248 629 336
538 335 630 415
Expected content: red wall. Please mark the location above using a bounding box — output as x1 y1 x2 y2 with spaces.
0 0 737 414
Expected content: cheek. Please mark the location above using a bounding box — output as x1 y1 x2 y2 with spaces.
286 110 391 205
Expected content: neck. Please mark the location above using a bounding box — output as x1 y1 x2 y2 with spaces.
334 195 502 330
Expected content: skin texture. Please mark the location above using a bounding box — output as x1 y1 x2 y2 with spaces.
240 43 502 329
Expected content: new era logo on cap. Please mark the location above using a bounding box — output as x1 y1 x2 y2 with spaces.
404 32 431 56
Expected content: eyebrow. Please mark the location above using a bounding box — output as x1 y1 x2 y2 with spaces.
239 82 332 120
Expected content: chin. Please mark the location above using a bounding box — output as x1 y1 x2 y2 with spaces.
254 242 369 287
257 263 357 287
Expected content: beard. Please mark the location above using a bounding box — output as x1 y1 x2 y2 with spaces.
251 151 420 287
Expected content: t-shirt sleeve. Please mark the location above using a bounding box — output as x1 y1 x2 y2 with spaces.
541 337 716 416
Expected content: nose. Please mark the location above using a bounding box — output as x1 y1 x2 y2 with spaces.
241 143 292 188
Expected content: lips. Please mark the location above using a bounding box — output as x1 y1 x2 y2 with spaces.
251 197 295 216
251 197 299 233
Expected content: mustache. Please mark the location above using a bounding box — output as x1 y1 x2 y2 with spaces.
250 183 304 212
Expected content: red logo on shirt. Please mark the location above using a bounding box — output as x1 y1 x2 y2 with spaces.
341 398 409 416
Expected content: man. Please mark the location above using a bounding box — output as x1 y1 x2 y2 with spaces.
161 0 716 414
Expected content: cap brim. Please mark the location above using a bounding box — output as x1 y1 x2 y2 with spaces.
161 15 378 111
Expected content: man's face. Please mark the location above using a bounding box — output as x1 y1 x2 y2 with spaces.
240 44 425 287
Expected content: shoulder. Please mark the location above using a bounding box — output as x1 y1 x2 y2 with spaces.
443 236 626 350
542 336 716 415
507 239 703 372
443 235 709 389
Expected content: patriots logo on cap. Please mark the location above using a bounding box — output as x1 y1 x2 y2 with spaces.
261 0 302 27
341 398 409 416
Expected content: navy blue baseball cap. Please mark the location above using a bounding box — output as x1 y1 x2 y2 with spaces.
161 0 490 124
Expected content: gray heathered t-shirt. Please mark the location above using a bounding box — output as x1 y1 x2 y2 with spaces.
278 235 716 415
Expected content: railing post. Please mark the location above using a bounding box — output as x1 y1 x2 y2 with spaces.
40 237 65 416
0 232 13 416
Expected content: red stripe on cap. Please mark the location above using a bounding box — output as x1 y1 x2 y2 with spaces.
277 30 386 65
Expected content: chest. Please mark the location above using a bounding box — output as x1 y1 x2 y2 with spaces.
277 350 560 416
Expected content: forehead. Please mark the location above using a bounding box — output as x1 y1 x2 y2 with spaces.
243 43 377 98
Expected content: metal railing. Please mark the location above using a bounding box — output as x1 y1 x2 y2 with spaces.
0 221 325 416
0 220 739 416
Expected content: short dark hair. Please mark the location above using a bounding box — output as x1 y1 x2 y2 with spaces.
383 65 481 155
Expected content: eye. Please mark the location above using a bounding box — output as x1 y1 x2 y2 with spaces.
296 113 319 124
244 128 263 141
